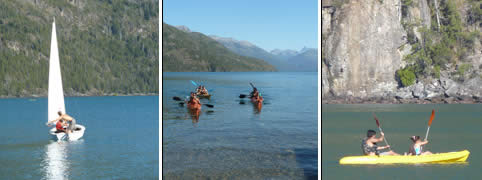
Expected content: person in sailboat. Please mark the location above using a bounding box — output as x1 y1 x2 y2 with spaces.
52 119 68 133
46 111 77 133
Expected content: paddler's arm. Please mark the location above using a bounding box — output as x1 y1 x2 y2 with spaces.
420 140 429 145
376 145 390 150
375 132 385 142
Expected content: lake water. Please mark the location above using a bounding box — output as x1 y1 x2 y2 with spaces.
0 96 159 179
322 104 482 179
162 72 318 179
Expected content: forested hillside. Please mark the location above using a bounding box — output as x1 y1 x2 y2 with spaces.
162 23 276 72
0 0 159 97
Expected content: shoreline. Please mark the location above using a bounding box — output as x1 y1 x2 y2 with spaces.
322 96 482 104
0 93 159 99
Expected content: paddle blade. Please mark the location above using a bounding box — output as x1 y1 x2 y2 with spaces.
173 96 182 101
428 109 435 126
191 80 198 86
239 94 247 98
204 104 214 108
373 113 380 127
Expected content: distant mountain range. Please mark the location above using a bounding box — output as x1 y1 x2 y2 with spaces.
209 35 318 72
166 24 318 72
163 23 275 72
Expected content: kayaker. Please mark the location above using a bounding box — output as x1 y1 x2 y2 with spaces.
188 92 201 107
251 92 263 102
408 136 433 155
362 130 399 156
195 85 202 95
250 88 259 98
200 86 208 95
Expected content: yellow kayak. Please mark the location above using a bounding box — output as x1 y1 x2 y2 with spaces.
339 150 470 164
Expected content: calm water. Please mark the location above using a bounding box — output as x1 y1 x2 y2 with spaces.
162 72 318 179
0 96 159 179
322 104 482 179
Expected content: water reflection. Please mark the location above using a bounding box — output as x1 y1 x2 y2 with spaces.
252 101 262 114
42 141 69 180
188 108 201 125
42 140 84 180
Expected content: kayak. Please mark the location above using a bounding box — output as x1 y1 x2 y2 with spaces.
251 97 263 104
339 150 470 164
187 102 201 110
197 94 211 99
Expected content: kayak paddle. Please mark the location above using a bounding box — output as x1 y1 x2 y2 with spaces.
174 96 214 108
191 80 198 87
181 102 214 108
373 113 392 151
424 109 435 141
240 83 261 99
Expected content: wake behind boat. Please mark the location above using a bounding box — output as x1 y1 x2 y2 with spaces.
46 18 85 141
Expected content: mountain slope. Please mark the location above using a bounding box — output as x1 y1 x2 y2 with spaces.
0 0 159 97
270 49 299 60
209 35 291 71
286 49 318 72
210 35 318 72
163 23 276 72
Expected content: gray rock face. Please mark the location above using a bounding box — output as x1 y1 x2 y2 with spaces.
412 82 425 98
395 87 413 99
323 0 407 98
407 0 431 41
461 77 482 98
322 7 335 35
322 61 330 98
322 0 482 104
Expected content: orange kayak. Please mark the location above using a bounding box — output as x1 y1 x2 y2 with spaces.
187 102 201 110
251 97 263 104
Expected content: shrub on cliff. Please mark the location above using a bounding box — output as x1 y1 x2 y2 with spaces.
397 67 416 87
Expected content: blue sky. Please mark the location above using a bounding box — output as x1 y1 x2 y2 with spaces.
163 0 318 52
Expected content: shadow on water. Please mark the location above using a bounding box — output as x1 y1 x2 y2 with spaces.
294 148 318 180
206 110 215 115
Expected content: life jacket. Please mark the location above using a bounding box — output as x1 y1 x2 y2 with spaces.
56 121 64 130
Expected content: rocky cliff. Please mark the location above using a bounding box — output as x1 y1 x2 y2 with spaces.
322 0 482 104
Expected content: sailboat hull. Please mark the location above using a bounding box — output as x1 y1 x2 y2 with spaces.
49 124 85 141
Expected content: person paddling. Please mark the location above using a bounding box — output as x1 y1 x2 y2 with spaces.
187 92 201 109
251 92 263 102
250 87 259 98
200 86 208 95
362 130 399 156
408 136 433 155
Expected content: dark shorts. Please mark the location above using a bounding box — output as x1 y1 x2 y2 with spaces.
55 129 66 133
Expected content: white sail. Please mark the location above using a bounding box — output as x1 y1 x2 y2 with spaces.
48 19 66 122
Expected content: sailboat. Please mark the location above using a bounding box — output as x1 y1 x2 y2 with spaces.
47 18 85 141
